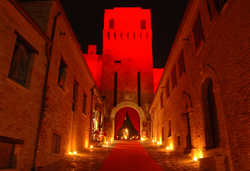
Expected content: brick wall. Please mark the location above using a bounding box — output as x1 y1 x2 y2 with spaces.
150 0 250 170
0 0 48 170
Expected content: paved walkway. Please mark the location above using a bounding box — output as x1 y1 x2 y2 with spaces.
42 140 205 171
100 140 163 171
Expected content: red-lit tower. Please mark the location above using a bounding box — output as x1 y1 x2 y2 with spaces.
101 8 154 140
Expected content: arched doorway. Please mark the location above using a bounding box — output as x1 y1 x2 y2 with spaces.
110 101 145 140
202 77 220 149
114 107 140 140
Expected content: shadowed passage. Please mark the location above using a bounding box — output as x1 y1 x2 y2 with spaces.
100 140 164 171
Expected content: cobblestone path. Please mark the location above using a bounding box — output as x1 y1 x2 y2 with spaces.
42 140 206 171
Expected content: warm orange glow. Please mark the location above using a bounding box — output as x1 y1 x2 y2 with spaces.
157 142 159 145
73 151 77 155
193 157 197 161
106 142 109 145
152 140 154 143
170 142 173 150
166 147 169 150
90 145 93 148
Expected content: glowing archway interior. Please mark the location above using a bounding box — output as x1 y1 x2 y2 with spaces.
110 101 145 140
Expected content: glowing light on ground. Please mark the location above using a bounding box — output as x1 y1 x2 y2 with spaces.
90 145 93 148
73 151 77 155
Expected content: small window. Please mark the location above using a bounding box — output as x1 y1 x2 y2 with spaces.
8 36 36 88
82 92 87 114
178 51 185 77
58 58 67 89
193 14 204 50
166 80 170 99
109 19 114 29
141 20 146 29
72 81 78 112
168 120 171 137
177 135 181 146
160 92 163 109
171 66 177 89
51 133 61 154
207 0 227 19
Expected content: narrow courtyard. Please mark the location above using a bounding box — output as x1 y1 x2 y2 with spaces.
42 140 205 171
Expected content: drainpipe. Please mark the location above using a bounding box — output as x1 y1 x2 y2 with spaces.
32 11 61 171
89 85 96 146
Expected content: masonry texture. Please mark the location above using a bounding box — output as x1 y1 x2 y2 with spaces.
150 0 250 170
0 0 249 170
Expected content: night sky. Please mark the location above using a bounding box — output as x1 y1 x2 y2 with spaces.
60 0 188 68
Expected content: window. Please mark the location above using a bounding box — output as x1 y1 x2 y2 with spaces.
141 20 146 29
82 92 87 114
178 51 186 77
114 72 117 107
168 120 171 137
51 133 61 154
166 80 170 99
162 127 164 141
72 81 78 112
138 72 141 106
109 19 114 29
193 14 204 50
8 35 37 88
171 66 177 89
58 58 67 89
160 92 163 109
207 0 227 19
0 135 24 169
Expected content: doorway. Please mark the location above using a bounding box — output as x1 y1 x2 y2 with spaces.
115 107 140 140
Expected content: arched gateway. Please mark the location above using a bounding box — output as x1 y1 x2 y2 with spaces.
110 101 145 140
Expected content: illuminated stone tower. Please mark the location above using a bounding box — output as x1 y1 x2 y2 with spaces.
101 8 154 140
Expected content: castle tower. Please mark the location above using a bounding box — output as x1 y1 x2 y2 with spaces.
101 8 154 140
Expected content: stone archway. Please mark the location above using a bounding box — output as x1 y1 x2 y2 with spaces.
110 101 145 140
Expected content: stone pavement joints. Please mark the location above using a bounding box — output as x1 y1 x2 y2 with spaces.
140 140 206 171
43 140 207 171
42 141 117 171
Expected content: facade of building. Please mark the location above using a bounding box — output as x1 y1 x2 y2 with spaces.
149 0 250 170
0 0 104 170
1 0 249 170
100 8 154 140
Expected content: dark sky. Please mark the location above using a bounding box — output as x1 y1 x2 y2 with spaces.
60 0 188 68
